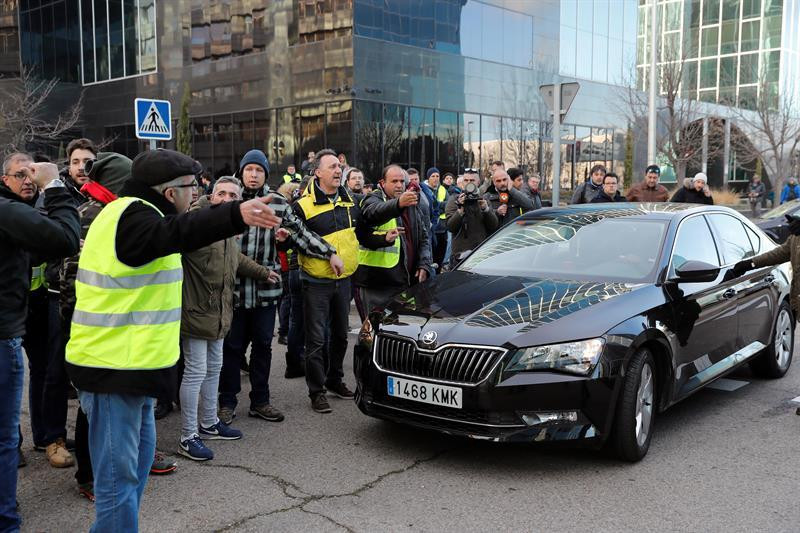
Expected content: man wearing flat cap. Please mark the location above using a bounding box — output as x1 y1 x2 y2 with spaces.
626 164 670 203
65 149 281 531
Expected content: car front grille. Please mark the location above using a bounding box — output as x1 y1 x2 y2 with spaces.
374 334 505 385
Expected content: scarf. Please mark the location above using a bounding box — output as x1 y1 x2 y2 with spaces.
81 181 117 205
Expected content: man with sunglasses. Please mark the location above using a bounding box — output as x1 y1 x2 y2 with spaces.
1 154 80 532
65 149 282 531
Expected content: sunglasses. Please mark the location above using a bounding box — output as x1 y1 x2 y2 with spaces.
463 168 478 173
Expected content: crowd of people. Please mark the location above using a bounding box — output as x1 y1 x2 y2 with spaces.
3 137 729 531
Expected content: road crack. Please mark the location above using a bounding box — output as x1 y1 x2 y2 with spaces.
214 447 455 532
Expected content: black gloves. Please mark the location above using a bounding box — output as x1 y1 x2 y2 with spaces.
789 218 800 236
730 259 755 278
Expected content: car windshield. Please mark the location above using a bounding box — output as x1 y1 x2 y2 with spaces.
759 199 800 220
458 215 668 283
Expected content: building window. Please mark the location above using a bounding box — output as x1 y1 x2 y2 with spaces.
79 0 157 85
19 0 82 82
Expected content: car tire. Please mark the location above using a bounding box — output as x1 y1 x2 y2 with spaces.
611 348 656 462
750 301 794 379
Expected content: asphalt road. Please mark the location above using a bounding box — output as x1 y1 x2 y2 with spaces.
16 316 800 532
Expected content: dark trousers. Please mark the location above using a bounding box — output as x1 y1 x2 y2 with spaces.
74 407 93 485
23 292 69 446
220 305 277 409
278 271 290 337
286 270 305 371
432 230 447 273
303 278 350 397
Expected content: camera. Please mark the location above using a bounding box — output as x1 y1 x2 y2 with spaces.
463 182 480 202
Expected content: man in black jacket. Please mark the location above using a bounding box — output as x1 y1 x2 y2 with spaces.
445 170 498 267
357 165 433 313
590 172 627 203
0 157 80 532
64 149 281 531
670 172 714 204
483 169 534 228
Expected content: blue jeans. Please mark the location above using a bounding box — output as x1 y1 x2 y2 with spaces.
0 338 24 533
220 305 277 409
78 391 155 533
179 337 223 441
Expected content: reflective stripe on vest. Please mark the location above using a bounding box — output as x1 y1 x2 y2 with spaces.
30 263 46 291
66 197 182 371
358 217 400 268
436 185 447 219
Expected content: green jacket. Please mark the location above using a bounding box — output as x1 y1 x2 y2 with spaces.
181 196 272 340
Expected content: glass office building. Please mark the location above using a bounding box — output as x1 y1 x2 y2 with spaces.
9 0 792 189
5 0 643 190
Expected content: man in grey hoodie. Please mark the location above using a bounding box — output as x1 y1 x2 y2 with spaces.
571 164 607 204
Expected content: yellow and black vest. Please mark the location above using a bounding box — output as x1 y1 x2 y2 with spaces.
30 262 47 291
66 197 183 371
435 185 447 220
295 182 359 279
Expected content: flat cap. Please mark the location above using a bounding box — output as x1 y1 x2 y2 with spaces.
131 149 202 186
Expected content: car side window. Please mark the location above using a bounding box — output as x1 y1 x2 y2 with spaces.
744 224 761 254
707 214 755 265
670 215 720 277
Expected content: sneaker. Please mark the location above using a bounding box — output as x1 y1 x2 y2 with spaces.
77 482 95 503
154 401 173 420
46 438 75 468
218 406 236 425
277 335 288 345
284 366 305 379
311 393 332 414
150 451 178 475
199 421 243 440
248 403 285 422
327 382 355 400
17 448 26 468
178 437 213 461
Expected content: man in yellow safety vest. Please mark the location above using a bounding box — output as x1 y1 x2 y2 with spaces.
65 149 281 531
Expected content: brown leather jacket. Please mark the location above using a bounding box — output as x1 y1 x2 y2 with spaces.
625 181 670 202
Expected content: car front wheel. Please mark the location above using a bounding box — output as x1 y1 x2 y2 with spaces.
750 301 794 379
611 348 656 462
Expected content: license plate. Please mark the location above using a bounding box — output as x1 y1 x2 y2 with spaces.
387 375 462 409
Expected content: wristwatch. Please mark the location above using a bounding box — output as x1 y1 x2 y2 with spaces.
44 179 65 190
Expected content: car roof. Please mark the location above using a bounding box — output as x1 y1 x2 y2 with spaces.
520 202 742 222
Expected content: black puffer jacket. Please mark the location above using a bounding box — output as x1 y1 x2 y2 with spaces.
670 180 714 205
0 183 80 339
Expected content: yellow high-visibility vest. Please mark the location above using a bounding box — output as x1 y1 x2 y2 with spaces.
30 263 47 291
66 197 182 371
358 217 400 268
436 185 447 219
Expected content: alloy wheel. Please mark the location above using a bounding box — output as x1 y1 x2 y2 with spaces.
775 308 793 370
635 363 654 448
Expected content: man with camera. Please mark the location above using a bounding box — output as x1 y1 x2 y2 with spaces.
483 169 534 227
445 169 498 267
357 165 433 313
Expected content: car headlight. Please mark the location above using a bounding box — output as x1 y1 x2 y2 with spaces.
507 338 605 376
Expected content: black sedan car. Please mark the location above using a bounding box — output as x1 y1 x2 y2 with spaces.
354 203 794 461
754 199 800 243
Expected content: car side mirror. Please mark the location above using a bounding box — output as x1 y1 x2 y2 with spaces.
674 260 720 283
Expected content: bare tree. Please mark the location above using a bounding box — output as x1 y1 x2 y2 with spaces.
617 44 725 182
730 75 800 197
0 66 84 155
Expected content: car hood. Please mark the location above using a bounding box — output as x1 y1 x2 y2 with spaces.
378 270 665 349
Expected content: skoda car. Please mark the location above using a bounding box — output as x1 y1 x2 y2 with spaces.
354 203 794 461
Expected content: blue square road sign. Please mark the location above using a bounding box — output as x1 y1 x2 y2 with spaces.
135 98 172 140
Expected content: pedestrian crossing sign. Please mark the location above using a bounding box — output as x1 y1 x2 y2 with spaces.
135 98 172 140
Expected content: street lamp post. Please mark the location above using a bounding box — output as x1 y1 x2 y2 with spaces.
647 0 658 165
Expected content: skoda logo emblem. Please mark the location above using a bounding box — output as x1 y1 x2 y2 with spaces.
421 331 437 346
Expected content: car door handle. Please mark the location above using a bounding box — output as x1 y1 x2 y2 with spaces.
722 288 737 299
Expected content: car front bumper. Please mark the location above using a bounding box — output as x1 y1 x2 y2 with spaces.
354 342 619 446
